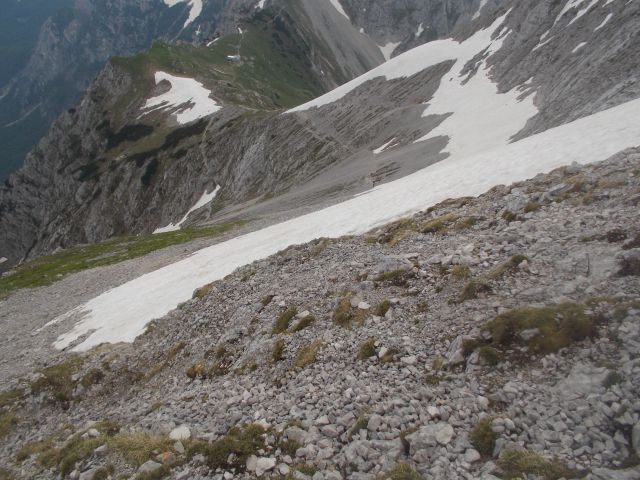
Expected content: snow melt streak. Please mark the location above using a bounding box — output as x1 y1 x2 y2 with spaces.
163 0 203 28
141 71 221 125
154 186 220 234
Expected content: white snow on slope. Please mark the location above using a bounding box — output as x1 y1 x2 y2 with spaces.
572 42 587 53
595 13 613 31
49 98 640 351
373 138 396 154
163 0 202 28
287 14 508 113
141 71 221 124
415 23 424 38
379 42 401 61
413 26 537 160
473 0 488 20
554 0 598 26
328 0 350 20
154 186 220 234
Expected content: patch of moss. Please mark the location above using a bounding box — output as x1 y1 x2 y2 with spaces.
458 281 491 303
470 417 497 456
497 449 576 480
451 264 471 280
294 340 324 368
489 254 529 280
0 467 15 480
375 299 392 317
30 356 84 404
421 213 458 234
347 415 369 441
272 338 285 363
455 216 479 231
333 293 366 328
186 424 266 471
261 294 275 306
486 303 595 355
382 463 421 480
0 388 24 410
186 362 207 380
523 202 541 213
278 439 301 456
289 315 315 333
502 211 517 222
375 269 409 286
0 221 246 296
80 368 105 388
109 432 172 467
478 346 501 366
603 370 624 388
273 307 298 334
378 218 416 246
357 338 377 360
0 412 17 438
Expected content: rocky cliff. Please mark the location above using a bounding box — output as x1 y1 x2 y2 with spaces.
0 0 638 273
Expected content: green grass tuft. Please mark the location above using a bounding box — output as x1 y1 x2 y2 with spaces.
272 338 285 363
497 449 576 480
382 463 421 480
294 341 324 368
357 338 377 360
0 222 245 296
470 417 497 456
30 356 84 404
486 303 595 355
273 307 297 334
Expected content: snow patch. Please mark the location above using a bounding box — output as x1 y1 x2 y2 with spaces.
288 14 509 114
472 0 488 20
379 41 401 61
141 71 221 124
554 0 599 26
163 0 202 28
413 18 538 160
415 23 424 38
572 42 587 53
595 13 613 31
48 98 640 351
256 0 267 9
373 138 396 154
154 186 220 234
328 0 350 21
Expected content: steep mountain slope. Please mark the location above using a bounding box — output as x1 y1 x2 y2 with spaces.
1 152 639 479
1 0 637 275
0 0 248 181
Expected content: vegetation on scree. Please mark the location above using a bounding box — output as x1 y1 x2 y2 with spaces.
0 222 245 296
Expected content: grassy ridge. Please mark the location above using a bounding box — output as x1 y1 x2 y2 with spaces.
0 221 246 296
111 8 323 112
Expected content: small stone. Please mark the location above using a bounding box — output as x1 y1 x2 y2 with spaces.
246 455 258 472
358 302 370 310
255 457 277 476
401 355 417 365
174 441 185 454
367 414 383 431
94 444 108 457
170 425 191 441
138 460 163 474
464 448 481 463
